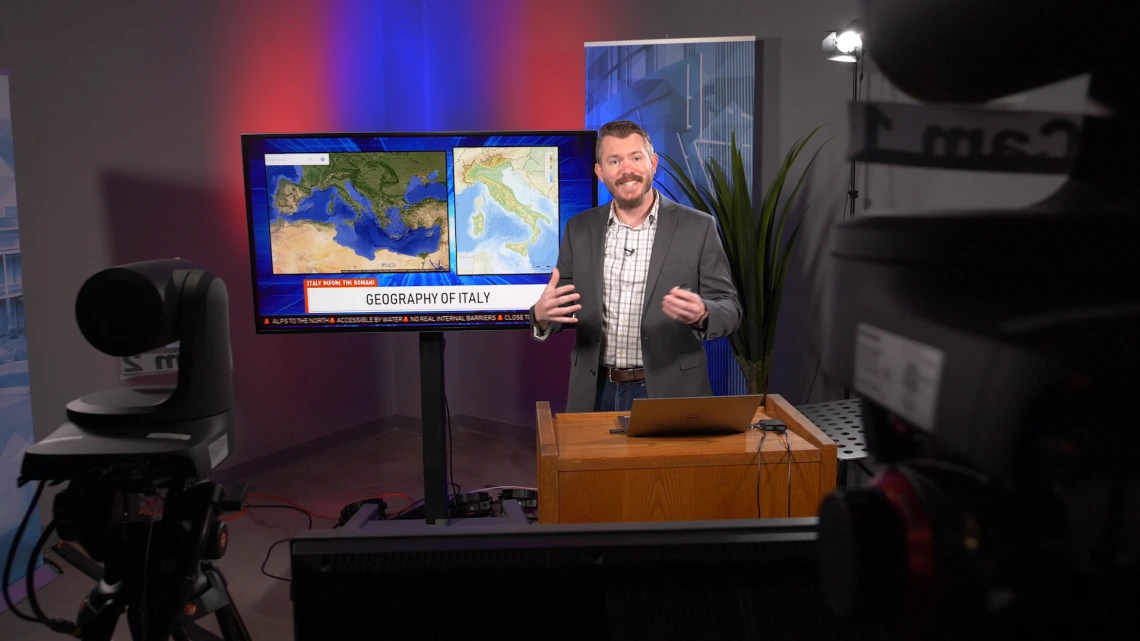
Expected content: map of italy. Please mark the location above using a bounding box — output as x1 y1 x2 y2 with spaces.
267 151 449 274
453 147 559 275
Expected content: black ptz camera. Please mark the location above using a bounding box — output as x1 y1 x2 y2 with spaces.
23 258 235 482
5 259 252 641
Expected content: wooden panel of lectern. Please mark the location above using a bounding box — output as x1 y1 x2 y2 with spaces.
536 394 837 523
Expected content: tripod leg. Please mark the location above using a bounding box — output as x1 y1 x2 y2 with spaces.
74 581 127 641
53 541 104 581
205 566 252 641
173 621 222 641
215 602 253 641
128 603 144 641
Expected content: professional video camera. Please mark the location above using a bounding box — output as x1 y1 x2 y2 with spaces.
817 2 1140 640
2 259 250 641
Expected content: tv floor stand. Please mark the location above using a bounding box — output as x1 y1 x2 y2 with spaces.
418 330 449 524
407 330 530 528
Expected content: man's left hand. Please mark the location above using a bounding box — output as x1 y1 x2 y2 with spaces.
663 287 707 325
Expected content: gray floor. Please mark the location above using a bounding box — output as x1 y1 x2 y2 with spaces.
0 425 538 640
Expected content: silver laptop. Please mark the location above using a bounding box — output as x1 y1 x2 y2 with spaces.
615 395 763 437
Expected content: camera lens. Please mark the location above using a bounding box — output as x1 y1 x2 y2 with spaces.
75 267 172 357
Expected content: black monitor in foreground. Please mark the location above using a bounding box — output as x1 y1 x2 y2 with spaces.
290 518 879 641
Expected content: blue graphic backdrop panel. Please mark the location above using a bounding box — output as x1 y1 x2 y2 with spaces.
0 71 42 594
585 37 758 396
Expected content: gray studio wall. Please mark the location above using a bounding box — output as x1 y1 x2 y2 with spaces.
0 0 1087 484
397 0 1089 425
0 1 395 479
394 0 875 428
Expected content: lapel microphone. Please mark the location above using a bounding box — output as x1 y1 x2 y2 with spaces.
624 247 635 256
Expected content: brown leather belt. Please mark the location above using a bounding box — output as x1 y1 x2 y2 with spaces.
604 366 645 383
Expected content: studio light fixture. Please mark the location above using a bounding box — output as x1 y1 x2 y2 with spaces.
822 20 864 63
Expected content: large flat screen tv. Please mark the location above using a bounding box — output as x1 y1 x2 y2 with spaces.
242 131 598 333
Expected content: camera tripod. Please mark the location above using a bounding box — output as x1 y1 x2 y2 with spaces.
51 479 252 641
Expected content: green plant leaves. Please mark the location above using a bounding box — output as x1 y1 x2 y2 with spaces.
658 127 825 393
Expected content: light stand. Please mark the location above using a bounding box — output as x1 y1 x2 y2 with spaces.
843 56 858 398
823 20 865 219
823 21 865 399
846 55 861 219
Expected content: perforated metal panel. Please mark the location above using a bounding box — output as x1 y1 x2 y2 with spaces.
795 399 868 462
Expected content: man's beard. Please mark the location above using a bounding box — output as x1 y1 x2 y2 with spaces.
608 174 651 210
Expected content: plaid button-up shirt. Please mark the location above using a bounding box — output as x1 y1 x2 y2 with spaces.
601 189 660 369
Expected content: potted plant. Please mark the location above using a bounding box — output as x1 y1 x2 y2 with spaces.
658 128 824 395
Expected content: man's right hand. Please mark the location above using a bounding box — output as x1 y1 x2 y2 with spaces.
534 268 581 331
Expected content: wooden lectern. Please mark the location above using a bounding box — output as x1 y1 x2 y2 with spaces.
535 394 837 524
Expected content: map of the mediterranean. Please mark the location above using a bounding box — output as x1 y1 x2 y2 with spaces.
453 147 558 275
268 151 449 273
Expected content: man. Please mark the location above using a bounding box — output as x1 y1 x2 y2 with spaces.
530 120 741 412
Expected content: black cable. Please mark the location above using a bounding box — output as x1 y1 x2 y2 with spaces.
756 431 768 519
441 335 460 499
782 433 793 518
2 480 45 623
25 518 76 635
804 350 823 403
139 514 155 641
388 499 425 520
260 538 292 583
1 514 79 636
444 393 460 497
243 504 315 529
24 520 54 622
41 557 63 576
250 504 315 583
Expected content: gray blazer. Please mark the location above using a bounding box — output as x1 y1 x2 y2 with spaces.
531 195 742 412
